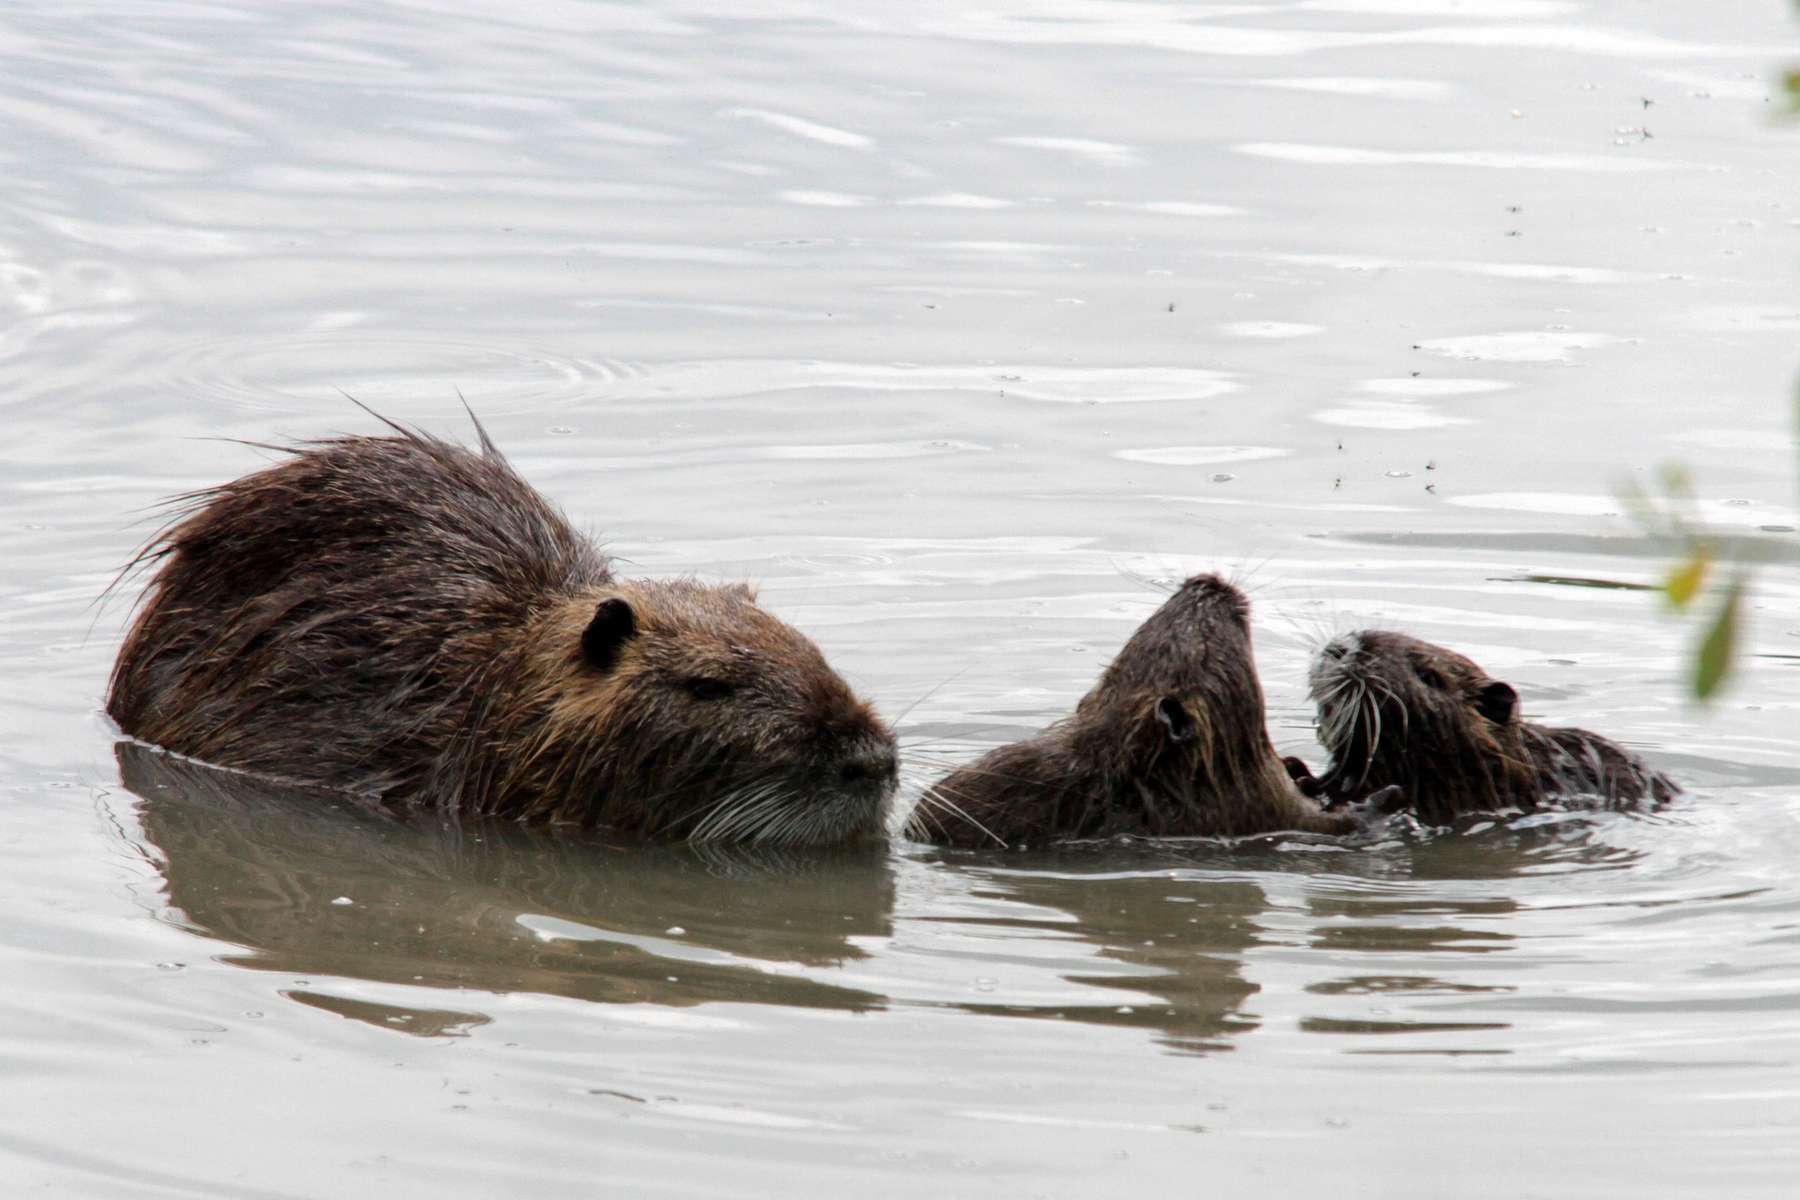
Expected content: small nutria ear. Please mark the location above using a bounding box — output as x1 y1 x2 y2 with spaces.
1475 680 1518 725
726 581 759 603
1155 695 1197 744
581 597 637 671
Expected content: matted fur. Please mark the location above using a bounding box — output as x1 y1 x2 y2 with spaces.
1308 629 1678 824
914 575 1358 848
107 422 896 844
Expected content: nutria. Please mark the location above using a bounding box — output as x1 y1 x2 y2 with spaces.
106 417 898 845
1307 629 1678 824
911 574 1391 848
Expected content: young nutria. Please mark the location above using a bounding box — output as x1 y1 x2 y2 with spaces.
911 574 1389 848
1308 629 1678 824
107 417 898 845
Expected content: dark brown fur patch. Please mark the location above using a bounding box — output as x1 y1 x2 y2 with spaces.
912 574 1357 848
1308 629 1678 824
107 424 896 845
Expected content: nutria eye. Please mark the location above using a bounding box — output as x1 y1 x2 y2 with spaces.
1414 664 1445 689
686 679 735 701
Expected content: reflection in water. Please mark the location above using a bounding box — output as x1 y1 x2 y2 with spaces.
919 817 1660 1054
117 743 895 1034
968 871 1263 1056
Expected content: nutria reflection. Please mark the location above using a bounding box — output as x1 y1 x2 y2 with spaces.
921 844 1280 1054
116 743 894 1028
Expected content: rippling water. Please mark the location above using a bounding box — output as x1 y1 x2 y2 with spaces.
4 1 1799 1195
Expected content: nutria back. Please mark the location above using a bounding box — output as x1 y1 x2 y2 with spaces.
1308 629 1678 824
108 422 897 845
913 574 1357 848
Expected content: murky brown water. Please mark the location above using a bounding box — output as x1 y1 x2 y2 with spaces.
3 2 1799 1196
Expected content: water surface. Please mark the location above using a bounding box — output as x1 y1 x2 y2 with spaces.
3 1 1799 1196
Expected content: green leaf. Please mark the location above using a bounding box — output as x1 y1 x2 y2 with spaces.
1617 475 1677 541
1693 578 1745 700
1664 552 1709 608
1657 463 1693 498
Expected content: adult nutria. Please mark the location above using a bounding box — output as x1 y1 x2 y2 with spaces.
1307 629 1678 824
911 574 1390 848
107 417 898 845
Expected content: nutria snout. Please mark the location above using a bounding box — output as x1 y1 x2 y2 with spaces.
106 420 897 846
913 573 1378 848
1309 629 1677 823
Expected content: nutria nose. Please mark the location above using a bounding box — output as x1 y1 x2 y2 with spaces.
839 742 898 787
1181 573 1230 595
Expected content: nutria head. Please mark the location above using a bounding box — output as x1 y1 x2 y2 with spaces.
1067 574 1282 807
1309 629 1534 822
919 573 1345 845
496 578 897 845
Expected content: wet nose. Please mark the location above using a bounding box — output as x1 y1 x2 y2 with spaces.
1181 573 1229 595
839 740 898 787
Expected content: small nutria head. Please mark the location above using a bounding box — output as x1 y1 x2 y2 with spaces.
1309 629 1531 821
1066 574 1294 823
505 579 897 845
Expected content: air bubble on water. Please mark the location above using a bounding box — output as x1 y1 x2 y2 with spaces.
1385 470 1412 479
1211 473 1235 483
974 977 998 993
156 961 184 972
331 896 354 906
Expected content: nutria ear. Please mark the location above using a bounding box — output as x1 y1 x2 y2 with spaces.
1155 696 1196 743
726 581 759 603
581 598 637 671
1475 680 1517 725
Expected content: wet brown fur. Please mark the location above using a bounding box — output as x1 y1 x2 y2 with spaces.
1309 629 1678 825
913 575 1357 848
107 421 897 844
